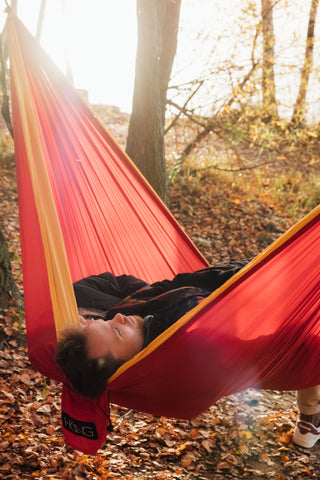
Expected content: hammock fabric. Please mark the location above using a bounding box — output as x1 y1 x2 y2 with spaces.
5 13 320 454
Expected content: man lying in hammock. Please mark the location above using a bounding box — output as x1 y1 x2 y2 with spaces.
55 260 320 450
56 260 248 398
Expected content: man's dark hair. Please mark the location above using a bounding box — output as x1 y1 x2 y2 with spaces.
55 328 121 399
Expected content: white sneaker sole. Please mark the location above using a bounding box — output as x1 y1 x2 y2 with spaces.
292 421 320 448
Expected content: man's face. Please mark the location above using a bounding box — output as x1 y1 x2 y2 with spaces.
80 313 145 363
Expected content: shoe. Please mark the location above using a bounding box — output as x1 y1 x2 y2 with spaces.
292 420 320 448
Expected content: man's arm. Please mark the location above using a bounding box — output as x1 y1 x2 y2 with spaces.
134 260 250 298
73 272 148 302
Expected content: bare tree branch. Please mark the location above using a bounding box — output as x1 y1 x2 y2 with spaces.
165 81 205 133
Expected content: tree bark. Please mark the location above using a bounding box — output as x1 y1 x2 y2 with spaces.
291 0 319 126
36 0 47 41
0 227 18 308
126 0 181 202
261 0 278 120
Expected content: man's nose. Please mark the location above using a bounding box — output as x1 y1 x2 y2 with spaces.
114 313 125 324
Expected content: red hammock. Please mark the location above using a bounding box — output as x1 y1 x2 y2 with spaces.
5 13 320 454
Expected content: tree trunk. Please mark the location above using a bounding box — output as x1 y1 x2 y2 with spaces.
11 0 17 12
261 0 278 121
36 0 47 41
291 0 319 126
126 0 181 202
0 227 18 308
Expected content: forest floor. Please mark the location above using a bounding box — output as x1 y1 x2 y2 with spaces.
1 107 320 479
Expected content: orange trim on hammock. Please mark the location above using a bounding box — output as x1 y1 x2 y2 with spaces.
6 13 79 336
110 203 320 382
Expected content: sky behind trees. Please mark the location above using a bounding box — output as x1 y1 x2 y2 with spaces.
0 0 318 121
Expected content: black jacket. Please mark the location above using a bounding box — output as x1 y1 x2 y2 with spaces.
73 260 249 347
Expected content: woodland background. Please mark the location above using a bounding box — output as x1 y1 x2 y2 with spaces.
1 0 320 478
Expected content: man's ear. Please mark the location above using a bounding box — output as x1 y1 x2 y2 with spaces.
97 357 107 369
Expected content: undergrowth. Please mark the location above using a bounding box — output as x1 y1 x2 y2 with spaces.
0 130 14 158
167 113 320 221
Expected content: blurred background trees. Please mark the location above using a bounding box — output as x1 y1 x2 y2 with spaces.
166 0 320 155
1 0 319 198
125 0 320 200
291 0 319 126
137 0 317 202
260 0 278 121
